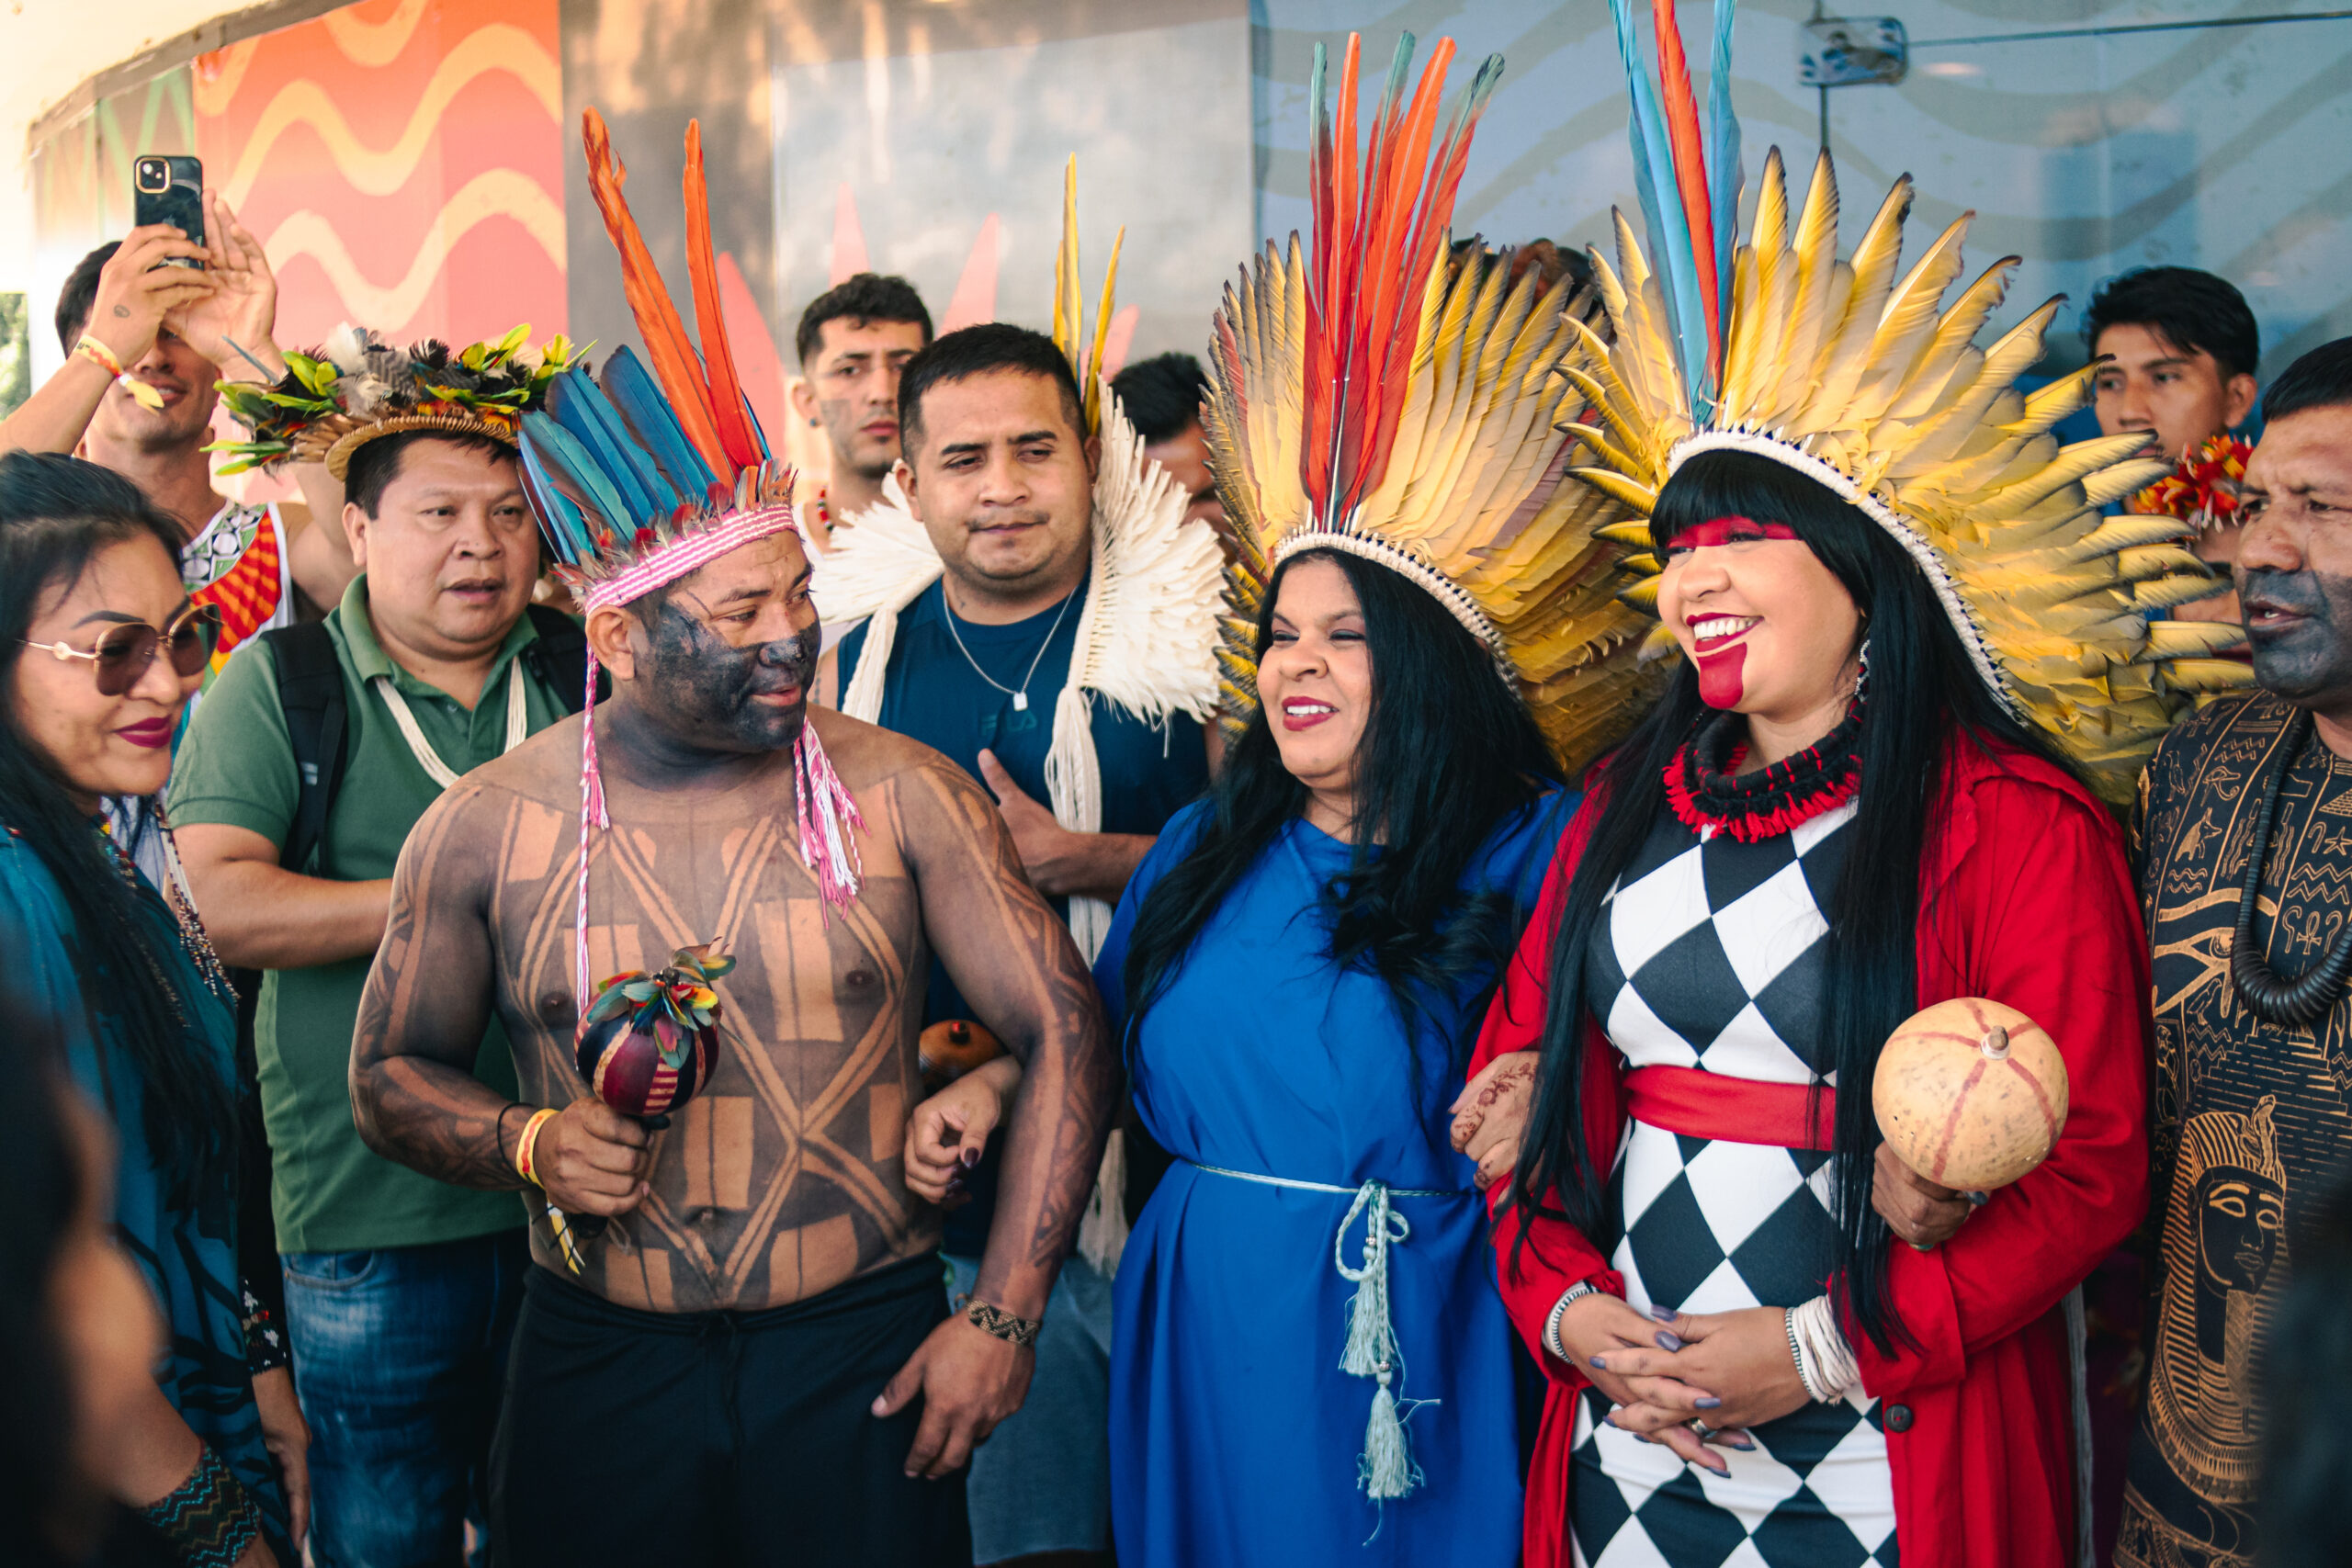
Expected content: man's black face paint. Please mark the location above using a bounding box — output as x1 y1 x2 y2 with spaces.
641 598 821 754
2240 565 2352 708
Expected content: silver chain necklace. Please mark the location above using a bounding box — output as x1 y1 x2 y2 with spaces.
939 582 1077 714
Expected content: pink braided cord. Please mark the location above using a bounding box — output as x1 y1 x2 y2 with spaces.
569 505 865 1002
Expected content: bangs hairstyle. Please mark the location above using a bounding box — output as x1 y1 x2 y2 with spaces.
344 429 516 519
0 452 235 1205
1118 547 1559 1086
1510 447 2059 1351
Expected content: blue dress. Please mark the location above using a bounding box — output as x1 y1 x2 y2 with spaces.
1098 794 1571 1566
0 822 288 1554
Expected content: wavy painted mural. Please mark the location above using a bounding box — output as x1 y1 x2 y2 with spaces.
194 0 565 353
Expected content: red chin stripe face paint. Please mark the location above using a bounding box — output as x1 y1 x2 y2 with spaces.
1697 642 1747 708
1664 514 1802 550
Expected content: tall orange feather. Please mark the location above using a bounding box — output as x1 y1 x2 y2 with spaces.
581 107 730 476
1650 0 1721 374
682 121 766 474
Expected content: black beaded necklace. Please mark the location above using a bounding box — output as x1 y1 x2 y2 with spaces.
2231 707 2352 1027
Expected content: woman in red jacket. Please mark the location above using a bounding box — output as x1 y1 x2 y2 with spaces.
1455 439 2158 1568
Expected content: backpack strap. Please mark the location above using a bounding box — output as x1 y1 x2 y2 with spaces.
259 622 349 876
521 603 606 716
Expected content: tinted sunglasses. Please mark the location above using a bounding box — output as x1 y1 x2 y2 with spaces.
21 604 222 695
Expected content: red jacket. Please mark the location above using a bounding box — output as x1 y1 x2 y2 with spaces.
1475 739 2151 1568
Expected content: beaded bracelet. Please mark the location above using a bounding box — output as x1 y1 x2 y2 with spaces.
1544 1280 1600 1363
142 1444 260 1568
964 1299 1044 1348
514 1107 559 1189
73 334 165 411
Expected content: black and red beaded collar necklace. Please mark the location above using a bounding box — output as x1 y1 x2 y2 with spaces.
1664 704 1863 842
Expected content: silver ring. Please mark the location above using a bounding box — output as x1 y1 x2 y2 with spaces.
1690 1418 1716 1438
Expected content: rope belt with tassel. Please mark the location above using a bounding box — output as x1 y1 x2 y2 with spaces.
1183 1161 1457 1502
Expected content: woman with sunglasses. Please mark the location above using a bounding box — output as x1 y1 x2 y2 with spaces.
1 451 302 1567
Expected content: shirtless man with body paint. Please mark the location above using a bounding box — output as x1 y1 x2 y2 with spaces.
348 525 1116 1568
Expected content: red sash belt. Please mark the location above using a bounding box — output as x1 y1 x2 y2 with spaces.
1623 1064 1838 1152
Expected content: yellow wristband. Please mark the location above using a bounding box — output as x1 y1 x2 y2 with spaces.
514 1107 559 1188
74 334 165 412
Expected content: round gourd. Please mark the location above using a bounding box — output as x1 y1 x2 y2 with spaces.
920 1018 1006 1090
1872 998 2068 1190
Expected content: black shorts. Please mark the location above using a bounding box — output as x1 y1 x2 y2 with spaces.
490 1255 970 1568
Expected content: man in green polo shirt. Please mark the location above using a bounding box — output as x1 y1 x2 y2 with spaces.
171 424 570 1568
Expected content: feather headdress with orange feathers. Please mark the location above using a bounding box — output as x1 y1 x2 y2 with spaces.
519 110 867 1022
1205 33 1662 771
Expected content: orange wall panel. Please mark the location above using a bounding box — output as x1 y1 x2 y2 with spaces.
194 0 566 354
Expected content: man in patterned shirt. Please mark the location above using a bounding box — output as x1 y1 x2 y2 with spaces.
2123 336 2352 1568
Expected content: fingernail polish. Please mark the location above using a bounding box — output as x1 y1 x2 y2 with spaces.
1633 1432 1653 1444
1648 1303 1675 1323
1657 1331 1684 1350
1730 1437 1756 1451
1589 1355 1608 1371
960 1148 982 1168
1694 1395 1722 1408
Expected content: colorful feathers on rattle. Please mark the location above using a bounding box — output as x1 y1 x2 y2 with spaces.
575 941 734 1122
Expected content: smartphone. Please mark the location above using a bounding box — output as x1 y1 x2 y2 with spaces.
132 154 204 265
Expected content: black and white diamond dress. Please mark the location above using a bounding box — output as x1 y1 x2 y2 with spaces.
1566 798 1898 1568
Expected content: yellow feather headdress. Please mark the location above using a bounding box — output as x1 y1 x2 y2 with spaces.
1575 0 2246 802
1205 33 1662 769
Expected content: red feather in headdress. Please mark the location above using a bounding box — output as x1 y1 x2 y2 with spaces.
1299 35 1501 525
1650 0 1721 375
580 107 731 477
682 121 767 474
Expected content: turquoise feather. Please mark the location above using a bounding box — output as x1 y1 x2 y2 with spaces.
547 369 671 520
1704 0 1742 369
601 347 721 501
518 440 590 564
521 412 634 550
1611 0 1709 419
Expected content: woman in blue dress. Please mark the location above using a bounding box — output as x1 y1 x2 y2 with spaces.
0 452 302 1567
1093 544 1571 1564
908 542 1575 1562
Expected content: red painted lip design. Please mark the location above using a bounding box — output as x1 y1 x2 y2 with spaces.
117 717 175 750
1690 614 1759 655
1280 696 1337 732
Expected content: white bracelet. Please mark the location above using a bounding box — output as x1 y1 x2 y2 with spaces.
1544 1281 1600 1363
1788 1294 1861 1403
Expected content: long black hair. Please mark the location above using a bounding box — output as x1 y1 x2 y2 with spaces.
1121 547 1560 1074
1508 448 2064 1350
0 451 233 1206
0 990 103 1567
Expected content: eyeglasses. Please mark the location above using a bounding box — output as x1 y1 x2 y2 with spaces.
20 604 221 695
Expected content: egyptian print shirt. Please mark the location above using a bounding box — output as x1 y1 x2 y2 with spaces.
2122 692 2352 1568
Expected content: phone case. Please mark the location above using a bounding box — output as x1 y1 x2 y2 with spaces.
132 154 204 265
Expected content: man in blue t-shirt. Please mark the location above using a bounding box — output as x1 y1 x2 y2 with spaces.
816 322 1218 1567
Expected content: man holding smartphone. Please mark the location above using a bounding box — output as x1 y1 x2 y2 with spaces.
10 189 358 671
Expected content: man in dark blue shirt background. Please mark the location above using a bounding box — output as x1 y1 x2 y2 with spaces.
817 321 1216 1568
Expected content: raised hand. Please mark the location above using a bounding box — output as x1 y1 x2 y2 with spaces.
82 225 212 367
166 191 284 379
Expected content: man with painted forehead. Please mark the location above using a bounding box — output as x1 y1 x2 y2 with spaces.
346 111 1115 1568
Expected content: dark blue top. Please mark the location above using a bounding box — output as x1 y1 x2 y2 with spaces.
835 571 1209 1252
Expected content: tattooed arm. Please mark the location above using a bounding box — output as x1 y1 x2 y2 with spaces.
872 753 1117 1477
349 782 650 1214
910 755 1116 1314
